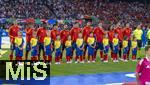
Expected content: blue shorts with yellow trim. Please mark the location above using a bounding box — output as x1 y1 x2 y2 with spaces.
132 48 137 55
87 45 95 56
76 47 83 56
123 47 128 54
31 46 38 56
113 45 119 54
15 47 23 57
66 47 72 56
26 42 31 51
45 49 52 56
10 43 15 50
104 45 109 54
45 45 52 56
55 48 61 57
96 42 103 50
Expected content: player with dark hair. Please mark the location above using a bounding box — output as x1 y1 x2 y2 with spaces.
133 24 143 58
123 23 132 59
25 22 35 60
83 22 93 61
93 22 105 61
9 21 20 60
114 22 123 59
37 21 47 60
60 24 70 60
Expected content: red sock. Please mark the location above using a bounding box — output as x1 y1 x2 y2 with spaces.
34 57 37 61
113 54 117 60
123 54 127 60
48 55 52 62
92 56 94 61
104 54 108 61
100 51 103 60
43 52 46 61
106 54 108 60
43 56 47 62
132 55 136 60
19 57 22 61
9 54 13 61
16 56 20 61
68 56 70 61
58 56 60 62
66 56 69 62
31 57 34 61
80 56 83 62
115 54 118 60
55 57 59 62
111 52 113 59
60 53 63 61
75 56 78 61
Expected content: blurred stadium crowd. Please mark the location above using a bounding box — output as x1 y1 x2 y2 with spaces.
0 0 150 27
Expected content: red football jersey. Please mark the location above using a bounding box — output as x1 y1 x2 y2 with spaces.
70 27 81 42
123 27 132 40
108 30 115 42
83 26 92 42
93 27 105 43
26 28 34 42
114 27 123 41
9 25 20 43
51 29 60 41
60 30 70 44
37 27 47 43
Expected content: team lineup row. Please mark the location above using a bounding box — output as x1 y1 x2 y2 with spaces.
8 21 149 64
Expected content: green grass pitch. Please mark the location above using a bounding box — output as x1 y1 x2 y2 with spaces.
0 48 146 76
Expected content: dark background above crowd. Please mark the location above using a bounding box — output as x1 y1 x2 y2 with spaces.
0 0 150 30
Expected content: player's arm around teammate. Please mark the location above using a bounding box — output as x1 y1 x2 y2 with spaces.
25 23 34 60
9 22 20 60
37 22 47 60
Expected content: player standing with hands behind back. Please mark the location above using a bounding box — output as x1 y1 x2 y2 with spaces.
133 24 143 58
